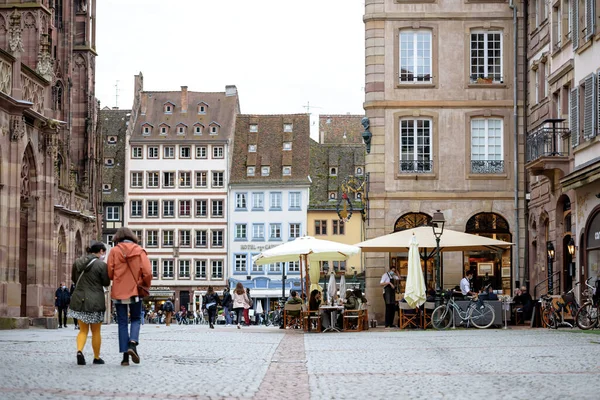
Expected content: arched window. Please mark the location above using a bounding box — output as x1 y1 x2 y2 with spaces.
393 212 432 232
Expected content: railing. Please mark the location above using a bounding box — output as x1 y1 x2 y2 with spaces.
399 160 433 173
471 160 504 174
526 126 570 163
533 270 562 299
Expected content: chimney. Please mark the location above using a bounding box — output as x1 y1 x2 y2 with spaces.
112 107 119 110
181 86 188 113
225 85 237 97
141 93 148 115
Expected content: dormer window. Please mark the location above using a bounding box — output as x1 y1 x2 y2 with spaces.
355 166 363 176
164 102 174 114
261 166 270 176
326 118 332 124
194 124 204 135
198 102 208 114
142 124 152 135
283 123 293 132
159 124 169 135
283 142 292 151
210 126 218 135
248 144 257 152
356 192 362 200
177 124 186 135
328 192 337 200
107 136 117 144
330 167 337 176
249 124 258 132
247 167 255 176
102 183 112 192
105 158 115 167
282 166 292 176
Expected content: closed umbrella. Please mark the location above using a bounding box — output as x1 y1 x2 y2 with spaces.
309 261 322 293
404 235 426 308
327 272 337 304
339 274 347 300
256 299 263 315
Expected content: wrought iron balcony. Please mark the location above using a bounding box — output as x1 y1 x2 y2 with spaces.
471 160 505 174
399 160 433 173
526 125 570 163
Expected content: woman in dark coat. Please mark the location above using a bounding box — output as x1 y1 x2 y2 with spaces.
203 286 220 329
68 241 110 365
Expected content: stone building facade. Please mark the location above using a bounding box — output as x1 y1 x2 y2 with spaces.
0 1 100 326
363 0 526 321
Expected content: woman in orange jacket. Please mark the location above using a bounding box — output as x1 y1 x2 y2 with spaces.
107 227 152 366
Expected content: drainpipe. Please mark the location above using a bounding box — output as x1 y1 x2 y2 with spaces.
509 0 521 288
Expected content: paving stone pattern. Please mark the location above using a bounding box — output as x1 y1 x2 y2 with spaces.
0 325 598 399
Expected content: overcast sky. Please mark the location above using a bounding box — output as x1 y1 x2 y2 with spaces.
95 0 365 117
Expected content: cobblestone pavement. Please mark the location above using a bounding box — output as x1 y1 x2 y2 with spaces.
0 324 598 399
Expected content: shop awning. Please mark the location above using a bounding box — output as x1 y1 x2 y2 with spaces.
560 157 600 191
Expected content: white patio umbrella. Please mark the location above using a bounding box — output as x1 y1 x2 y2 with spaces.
256 299 264 315
404 235 426 308
327 272 337 304
339 274 347 299
252 236 360 298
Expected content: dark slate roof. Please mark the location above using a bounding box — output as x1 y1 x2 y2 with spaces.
100 109 131 203
131 90 239 143
230 114 311 185
319 114 364 144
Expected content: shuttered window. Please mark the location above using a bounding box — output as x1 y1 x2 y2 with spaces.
570 87 579 147
571 0 579 49
583 74 596 140
585 0 595 41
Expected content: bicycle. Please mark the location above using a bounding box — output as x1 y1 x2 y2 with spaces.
539 294 559 329
575 277 599 330
431 291 496 329
551 283 581 328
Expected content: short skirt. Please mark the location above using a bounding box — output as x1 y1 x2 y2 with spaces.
67 308 105 324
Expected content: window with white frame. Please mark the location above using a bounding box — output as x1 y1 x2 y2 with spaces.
160 125 168 135
179 260 190 278
195 199 207 217
180 230 191 247
210 125 218 135
288 261 300 272
147 171 159 188
180 146 191 159
130 200 142 217
470 118 504 174
163 200 174 217
177 125 186 135
211 230 223 247
150 259 158 278
282 166 292 176
399 30 432 83
212 171 224 187
283 142 292 150
133 230 143 246
106 206 120 221
163 230 174 246
102 183 111 193
195 260 207 279
252 261 263 273
236 193 247 209
261 166 270 176
194 125 203 135
163 146 174 158
142 125 151 135
211 260 223 278
179 171 191 188
162 260 174 278
211 200 223 217
249 124 258 132
104 158 114 167
269 223 282 240
212 146 224 158
131 172 143 188
179 200 191 217
196 146 207 158
355 166 364 175
147 230 158 247
268 262 282 273
147 200 158 217
252 224 265 241
252 192 264 209
195 171 207 187
165 104 173 114
247 167 255 176
148 146 158 159
195 230 207 247
289 192 301 209
470 31 503 83
163 172 175 188
399 119 432 173
107 136 117 144
270 192 282 209
283 123 293 132
132 146 143 159
248 144 257 152
235 254 247 273
235 224 247 240
198 104 206 114
289 223 301 238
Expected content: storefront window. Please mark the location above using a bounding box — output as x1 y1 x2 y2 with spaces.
586 211 600 280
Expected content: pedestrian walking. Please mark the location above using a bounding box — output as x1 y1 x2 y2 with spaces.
55 282 71 328
203 286 220 329
232 282 251 329
107 227 152 367
244 288 253 326
69 282 79 329
68 241 110 365
163 298 174 326
222 287 233 325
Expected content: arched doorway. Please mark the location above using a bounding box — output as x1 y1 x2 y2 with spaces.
75 230 83 259
465 213 512 293
393 212 432 232
584 206 600 283
557 195 574 292
19 145 37 317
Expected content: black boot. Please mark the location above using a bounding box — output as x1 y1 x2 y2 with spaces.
76 351 86 366
121 353 129 366
127 341 140 364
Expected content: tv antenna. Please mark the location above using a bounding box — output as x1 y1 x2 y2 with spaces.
115 80 120 108
302 101 322 115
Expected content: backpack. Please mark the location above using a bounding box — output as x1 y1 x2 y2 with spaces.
164 301 174 312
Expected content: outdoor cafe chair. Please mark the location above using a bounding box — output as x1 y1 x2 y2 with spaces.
283 302 303 329
302 309 322 333
398 301 420 329
342 309 364 332
421 301 436 329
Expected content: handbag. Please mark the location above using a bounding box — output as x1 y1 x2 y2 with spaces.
119 246 150 298
71 258 97 304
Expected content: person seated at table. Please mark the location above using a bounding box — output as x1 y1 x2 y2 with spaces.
479 284 498 301
344 290 359 310
309 289 321 311
354 289 368 307
426 289 436 303
285 290 303 317
513 286 533 320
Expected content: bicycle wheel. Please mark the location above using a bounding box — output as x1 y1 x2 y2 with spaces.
542 308 558 329
431 306 452 330
575 303 598 330
469 303 495 329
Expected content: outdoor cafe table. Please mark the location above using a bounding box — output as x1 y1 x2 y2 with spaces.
320 305 344 332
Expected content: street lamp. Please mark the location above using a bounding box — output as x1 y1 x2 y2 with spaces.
547 241 555 294
431 210 445 305
567 237 575 277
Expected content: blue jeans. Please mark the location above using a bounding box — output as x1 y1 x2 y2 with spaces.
223 306 232 324
115 302 142 353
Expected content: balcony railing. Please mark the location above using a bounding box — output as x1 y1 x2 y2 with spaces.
471 160 505 174
399 160 433 173
526 125 570 163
